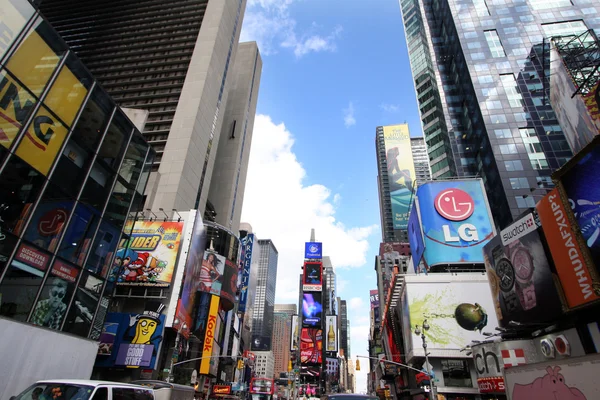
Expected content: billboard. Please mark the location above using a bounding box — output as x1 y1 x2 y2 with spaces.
199 295 220 375
305 242 323 259
114 220 184 287
0 0 35 61
173 212 206 338
483 216 564 327
95 303 166 369
303 261 323 292
550 46 599 154
300 328 323 364
402 274 499 356
291 315 299 351
504 353 600 400
407 201 425 269
238 233 255 313
416 179 495 266
302 292 323 328
554 138 600 274
383 124 415 230
536 189 600 308
370 289 380 309
197 250 238 308
325 316 338 352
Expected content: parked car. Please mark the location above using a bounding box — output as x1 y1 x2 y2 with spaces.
10 379 154 400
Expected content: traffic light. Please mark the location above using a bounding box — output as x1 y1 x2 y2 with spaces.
288 360 293 372
237 359 244 370
356 359 360 371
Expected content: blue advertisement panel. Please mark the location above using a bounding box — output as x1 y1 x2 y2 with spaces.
416 179 495 266
305 242 323 259
558 143 600 269
302 292 323 328
238 233 254 313
407 201 425 270
95 303 165 369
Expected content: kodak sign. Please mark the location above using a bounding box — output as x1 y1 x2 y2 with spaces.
199 295 220 375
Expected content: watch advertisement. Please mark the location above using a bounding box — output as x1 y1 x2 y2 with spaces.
483 221 563 328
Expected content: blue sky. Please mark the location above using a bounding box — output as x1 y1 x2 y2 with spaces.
239 0 421 392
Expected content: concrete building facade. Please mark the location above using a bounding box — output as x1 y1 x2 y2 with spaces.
273 304 297 377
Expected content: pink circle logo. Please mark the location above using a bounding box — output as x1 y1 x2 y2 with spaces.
434 188 475 221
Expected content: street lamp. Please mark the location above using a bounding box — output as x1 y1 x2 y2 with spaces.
414 320 435 400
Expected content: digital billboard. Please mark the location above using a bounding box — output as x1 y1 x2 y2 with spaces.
536 189 599 308
291 315 299 351
113 220 184 287
383 124 415 230
483 217 563 328
305 242 322 259
325 316 337 352
95 303 166 369
300 328 322 364
303 261 323 291
402 274 499 356
238 233 254 313
416 179 495 266
407 200 425 269
302 292 323 328
370 289 379 309
553 137 600 276
550 45 599 154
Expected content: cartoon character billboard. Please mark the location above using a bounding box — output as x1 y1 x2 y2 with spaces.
112 220 184 287
416 179 496 267
383 124 415 230
504 353 600 400
402 274 499 357
95 303 166 369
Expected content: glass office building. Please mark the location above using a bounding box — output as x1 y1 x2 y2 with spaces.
399 0 600 228
0 0 154 339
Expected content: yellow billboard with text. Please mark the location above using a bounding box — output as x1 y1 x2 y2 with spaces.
383 124 415 229
199 295 220 375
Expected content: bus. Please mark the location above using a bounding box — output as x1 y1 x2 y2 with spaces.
249 377 275 400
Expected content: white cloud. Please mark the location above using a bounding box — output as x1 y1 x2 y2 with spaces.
349 297 364 309
343 102 356 128
380 103 400 113
241 1 342 57
351 324 371 393
241 115 378 302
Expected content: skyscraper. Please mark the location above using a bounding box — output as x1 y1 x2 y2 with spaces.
376 125 431 242
39 0 260 228
323 256 337 315
338 298 350 358
398 0 600 228
273 304 297 376
251 239 279 351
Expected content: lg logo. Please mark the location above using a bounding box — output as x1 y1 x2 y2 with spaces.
434 188 479 242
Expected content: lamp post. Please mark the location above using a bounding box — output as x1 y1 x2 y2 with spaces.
414 320 435 400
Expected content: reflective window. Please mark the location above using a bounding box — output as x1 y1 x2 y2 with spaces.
516 195 536 208
542 20 588 37
484 30 506 58
500 144 517 154
30 259 79 330
98 111 131 171
501 74 523 107
85 218 121 277
504 160 524 171
0 243 50 322
510 177 529 189
62 270 104 337
57 203 101 266
0 0 36 61
441 359 472 387
494 129 512 138
0 231 18 279
529 0 572 9
0 68 39 151
79 160 116 211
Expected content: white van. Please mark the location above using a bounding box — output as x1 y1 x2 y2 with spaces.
131 380 195 400
9 379 154 400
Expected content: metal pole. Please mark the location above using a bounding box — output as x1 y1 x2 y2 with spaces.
421 334 435 400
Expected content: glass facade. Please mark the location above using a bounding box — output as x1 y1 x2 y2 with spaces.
0 0 154 339
400 0 600 228
251 239 278 351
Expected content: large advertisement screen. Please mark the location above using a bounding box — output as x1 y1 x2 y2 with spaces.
483 218 563 328
114 220 184 287
300 328 323 365
383 124 415 230
302 292 323 328
536 189 600 308
416 179 495 266
550 46 599 154
238 233 254 313
554 139 600 275
305 242 323 259
200 295 220 375
407 201 425 269
303 261 323 291
403 275 499 355
325 315 338 352
95 302 166 369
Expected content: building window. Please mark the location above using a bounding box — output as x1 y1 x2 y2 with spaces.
441 359 473 387
484 30 506 58
500 144 517 154
473 0 491 16
510 177 529 189
494 129 512 138
516 195 536 208
542 20 588 37
505 160 524 171
529 0 572 10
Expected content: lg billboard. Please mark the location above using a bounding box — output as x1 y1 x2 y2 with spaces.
416 179 495 267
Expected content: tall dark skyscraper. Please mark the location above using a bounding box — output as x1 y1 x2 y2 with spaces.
250 239 279 351
39 0 261 230
338 298 350 358
398 0 599 228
